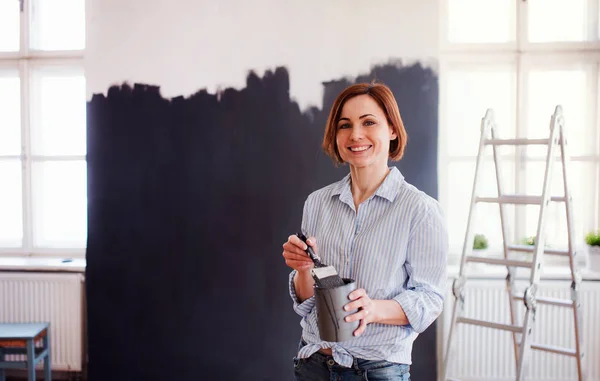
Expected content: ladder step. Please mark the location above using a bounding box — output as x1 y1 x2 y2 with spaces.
476 195 567 204
507 244 570 256
457 317 523 333
485 138 550 145
467 256 533 268
529 343 577 357
512 293 574 307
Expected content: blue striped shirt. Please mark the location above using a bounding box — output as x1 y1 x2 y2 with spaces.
289 166 448 367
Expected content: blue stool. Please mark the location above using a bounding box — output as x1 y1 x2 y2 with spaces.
0 323 51 381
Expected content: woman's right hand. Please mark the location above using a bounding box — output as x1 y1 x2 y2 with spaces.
282 234 317 272
283 235 317 302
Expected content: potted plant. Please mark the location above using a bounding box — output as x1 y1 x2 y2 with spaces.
473 234 488 256
522 236 536 246
518 235 554 263
510 236 535 261
584 230 600 272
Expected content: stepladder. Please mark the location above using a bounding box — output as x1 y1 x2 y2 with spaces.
441 106 586 381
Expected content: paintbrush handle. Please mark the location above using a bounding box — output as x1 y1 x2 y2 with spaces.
296 233 323 267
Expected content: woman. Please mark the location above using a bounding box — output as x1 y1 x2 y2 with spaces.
282 82 448 381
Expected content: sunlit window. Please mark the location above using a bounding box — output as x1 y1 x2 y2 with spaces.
441 0 600 260
0 1 86 256
0 1 20 52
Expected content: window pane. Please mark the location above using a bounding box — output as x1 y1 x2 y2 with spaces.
0 0 19 52
0 74 21 155
524 161 595 249
30 68 86 155
528 0 590 43
32 161 87 248
30 0 85 51
446 159 515 250
447 0 515 43
446 67 516 156
527 68 594 156
0 160 23 247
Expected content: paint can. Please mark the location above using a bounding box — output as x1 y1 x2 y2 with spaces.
314 278 360 342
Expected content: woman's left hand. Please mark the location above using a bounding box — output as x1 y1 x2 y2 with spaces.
343 288 379 337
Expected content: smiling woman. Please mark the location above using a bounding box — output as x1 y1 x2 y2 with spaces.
325 84 406 209
282 82 448 381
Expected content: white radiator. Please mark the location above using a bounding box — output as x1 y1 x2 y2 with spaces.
439 278 600 381
0 271 85 372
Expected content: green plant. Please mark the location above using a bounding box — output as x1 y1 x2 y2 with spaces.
473 234 488 250
522 236 536 246
585 230 600 246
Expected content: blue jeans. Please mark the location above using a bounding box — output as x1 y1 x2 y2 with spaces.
293 341 410 381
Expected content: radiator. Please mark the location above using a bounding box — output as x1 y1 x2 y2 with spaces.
440 278 600 381
0 271 85 372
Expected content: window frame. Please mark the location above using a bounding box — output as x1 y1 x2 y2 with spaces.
438 53 520 254
440 0 600 54
0 0 86 258
438 0 600 262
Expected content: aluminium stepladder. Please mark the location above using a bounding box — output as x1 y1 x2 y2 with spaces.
441 106 586 381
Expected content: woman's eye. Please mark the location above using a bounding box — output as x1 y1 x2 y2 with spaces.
364 120 375 126
338 123 350 129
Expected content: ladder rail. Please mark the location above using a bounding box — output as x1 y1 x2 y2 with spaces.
515 109 561 381
558 109 578 278
441 289 462 381
490 124 520 366
457 109 494 277
516 307 535 380
441 110 493 381
557 107 586 380
528 109 561 287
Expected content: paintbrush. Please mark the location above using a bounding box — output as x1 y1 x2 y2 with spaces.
296 233 346 289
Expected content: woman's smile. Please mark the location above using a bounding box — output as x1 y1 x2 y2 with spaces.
348 145 372 153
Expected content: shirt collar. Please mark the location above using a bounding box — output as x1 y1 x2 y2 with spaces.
375 166 404 202
332 166 404 204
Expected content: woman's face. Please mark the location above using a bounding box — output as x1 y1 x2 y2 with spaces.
335 94 397 170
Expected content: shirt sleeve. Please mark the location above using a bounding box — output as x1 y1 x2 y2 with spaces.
289 270 316 317
393 200 448 333
288 195 316 317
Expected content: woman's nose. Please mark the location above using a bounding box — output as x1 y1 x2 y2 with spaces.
349 126 363 140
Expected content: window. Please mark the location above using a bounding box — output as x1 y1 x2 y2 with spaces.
439 0 600 262
0 0 86 256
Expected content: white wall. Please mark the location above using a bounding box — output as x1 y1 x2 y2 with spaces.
85 0 438 109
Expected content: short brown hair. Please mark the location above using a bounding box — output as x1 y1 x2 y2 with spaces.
322 82 407 165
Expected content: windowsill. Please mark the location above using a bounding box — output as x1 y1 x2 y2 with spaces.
0 257 597 280
0 256 86 273
446 264 600 281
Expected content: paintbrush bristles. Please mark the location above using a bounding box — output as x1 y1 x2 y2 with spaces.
313 267 346 289
296 232 346 289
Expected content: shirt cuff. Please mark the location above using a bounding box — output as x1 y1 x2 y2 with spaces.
289 270 315 317
393 291 422 332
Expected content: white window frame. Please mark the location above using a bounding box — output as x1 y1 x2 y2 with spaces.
0 0 86 258
438 0 600 262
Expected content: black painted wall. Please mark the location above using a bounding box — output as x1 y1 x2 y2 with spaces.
85 62 439 381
